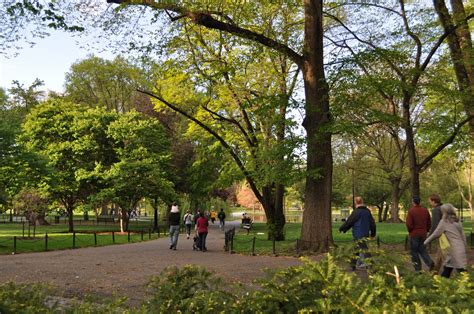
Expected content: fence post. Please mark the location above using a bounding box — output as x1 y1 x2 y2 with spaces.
251 236 256 256
28 221 31 238
72 232 76 249
45 234 48 251
112 231 115 243
22 222 25 238
13 236 17 254
33 223 36 238
376 236 380 248
94 232 97 246
141 230 144 241
404 236 408 251
148 228 151 240
128 230 131 242
272 238 276 256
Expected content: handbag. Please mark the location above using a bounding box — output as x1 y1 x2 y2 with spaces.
439 233 450 253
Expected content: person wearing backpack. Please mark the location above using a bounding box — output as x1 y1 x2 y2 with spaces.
183 210 193 239
217 208 226 230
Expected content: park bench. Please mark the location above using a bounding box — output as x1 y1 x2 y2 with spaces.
241 217 253 235
97 216 115 223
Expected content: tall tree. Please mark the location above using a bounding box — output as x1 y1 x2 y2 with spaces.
64 56 145 113
105 0 332 250
326 1 470 200
20 100 91 232
8 78 45 109
99 111 174 232
433 0 474 138
143 13 301 239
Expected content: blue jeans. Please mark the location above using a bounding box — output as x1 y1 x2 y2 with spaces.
169 225 180 249
409 236 433 271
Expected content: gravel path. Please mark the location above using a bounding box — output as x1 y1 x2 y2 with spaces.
0 221 302 304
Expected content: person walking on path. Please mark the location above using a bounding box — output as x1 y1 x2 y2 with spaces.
406 196 434 272
424 203 467 278
183 210 193 240
196 211 209 252
168 203 181 250
428 194 444 272
339 196 376 270
218 208 226 230
210 208 217 224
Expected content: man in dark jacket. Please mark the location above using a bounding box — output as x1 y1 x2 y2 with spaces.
339 196 376 270
168 203 181 250
406 196 434 272
428 194 443 272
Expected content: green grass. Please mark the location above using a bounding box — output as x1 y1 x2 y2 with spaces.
231 219 473 255
0 219 171 255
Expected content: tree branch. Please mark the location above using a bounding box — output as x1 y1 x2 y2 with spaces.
107 0 303 67
137 88 264 203
418 116 472 172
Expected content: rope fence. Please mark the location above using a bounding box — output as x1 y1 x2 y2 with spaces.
226 231 474 256
1 227 164 255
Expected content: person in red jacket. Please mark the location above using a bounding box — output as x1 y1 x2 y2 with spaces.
196 212 209 252
406 196 434 272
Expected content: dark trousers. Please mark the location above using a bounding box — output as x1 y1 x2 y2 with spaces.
441 267 465 278
351 239 369 270
198 232 208 251
409 236 433 271
185 224 192 236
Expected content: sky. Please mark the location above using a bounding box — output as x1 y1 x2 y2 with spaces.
0 31 113 93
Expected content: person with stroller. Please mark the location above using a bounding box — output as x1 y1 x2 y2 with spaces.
196 211 209 252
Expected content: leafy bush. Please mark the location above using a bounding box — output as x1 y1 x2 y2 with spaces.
144 265 237 313
2 250 473 313
0 282 53 313
144 253 473 313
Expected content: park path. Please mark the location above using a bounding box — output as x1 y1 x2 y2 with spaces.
0 221 302 304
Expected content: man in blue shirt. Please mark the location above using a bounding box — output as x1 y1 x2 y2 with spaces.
339 196 376 270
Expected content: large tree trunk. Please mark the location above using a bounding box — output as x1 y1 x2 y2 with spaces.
261 184 286 241
388 179 403 223
120 208 129 233
35 212 49 226
300 0 333 252
67 206 74 233
383 202 390 222
402 97 421 198
434 0 474 138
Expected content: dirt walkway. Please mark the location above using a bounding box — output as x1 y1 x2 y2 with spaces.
0 222 301 304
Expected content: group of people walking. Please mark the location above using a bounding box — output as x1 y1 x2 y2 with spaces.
339 195 467 278
407 194 467 277
168 203 227 252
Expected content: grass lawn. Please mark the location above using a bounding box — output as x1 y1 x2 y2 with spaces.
231 218 473 255
0 218 170 255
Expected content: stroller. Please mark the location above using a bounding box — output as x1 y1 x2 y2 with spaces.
192 234 200 251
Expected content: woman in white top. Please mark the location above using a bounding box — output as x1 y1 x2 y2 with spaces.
424 203 467 278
